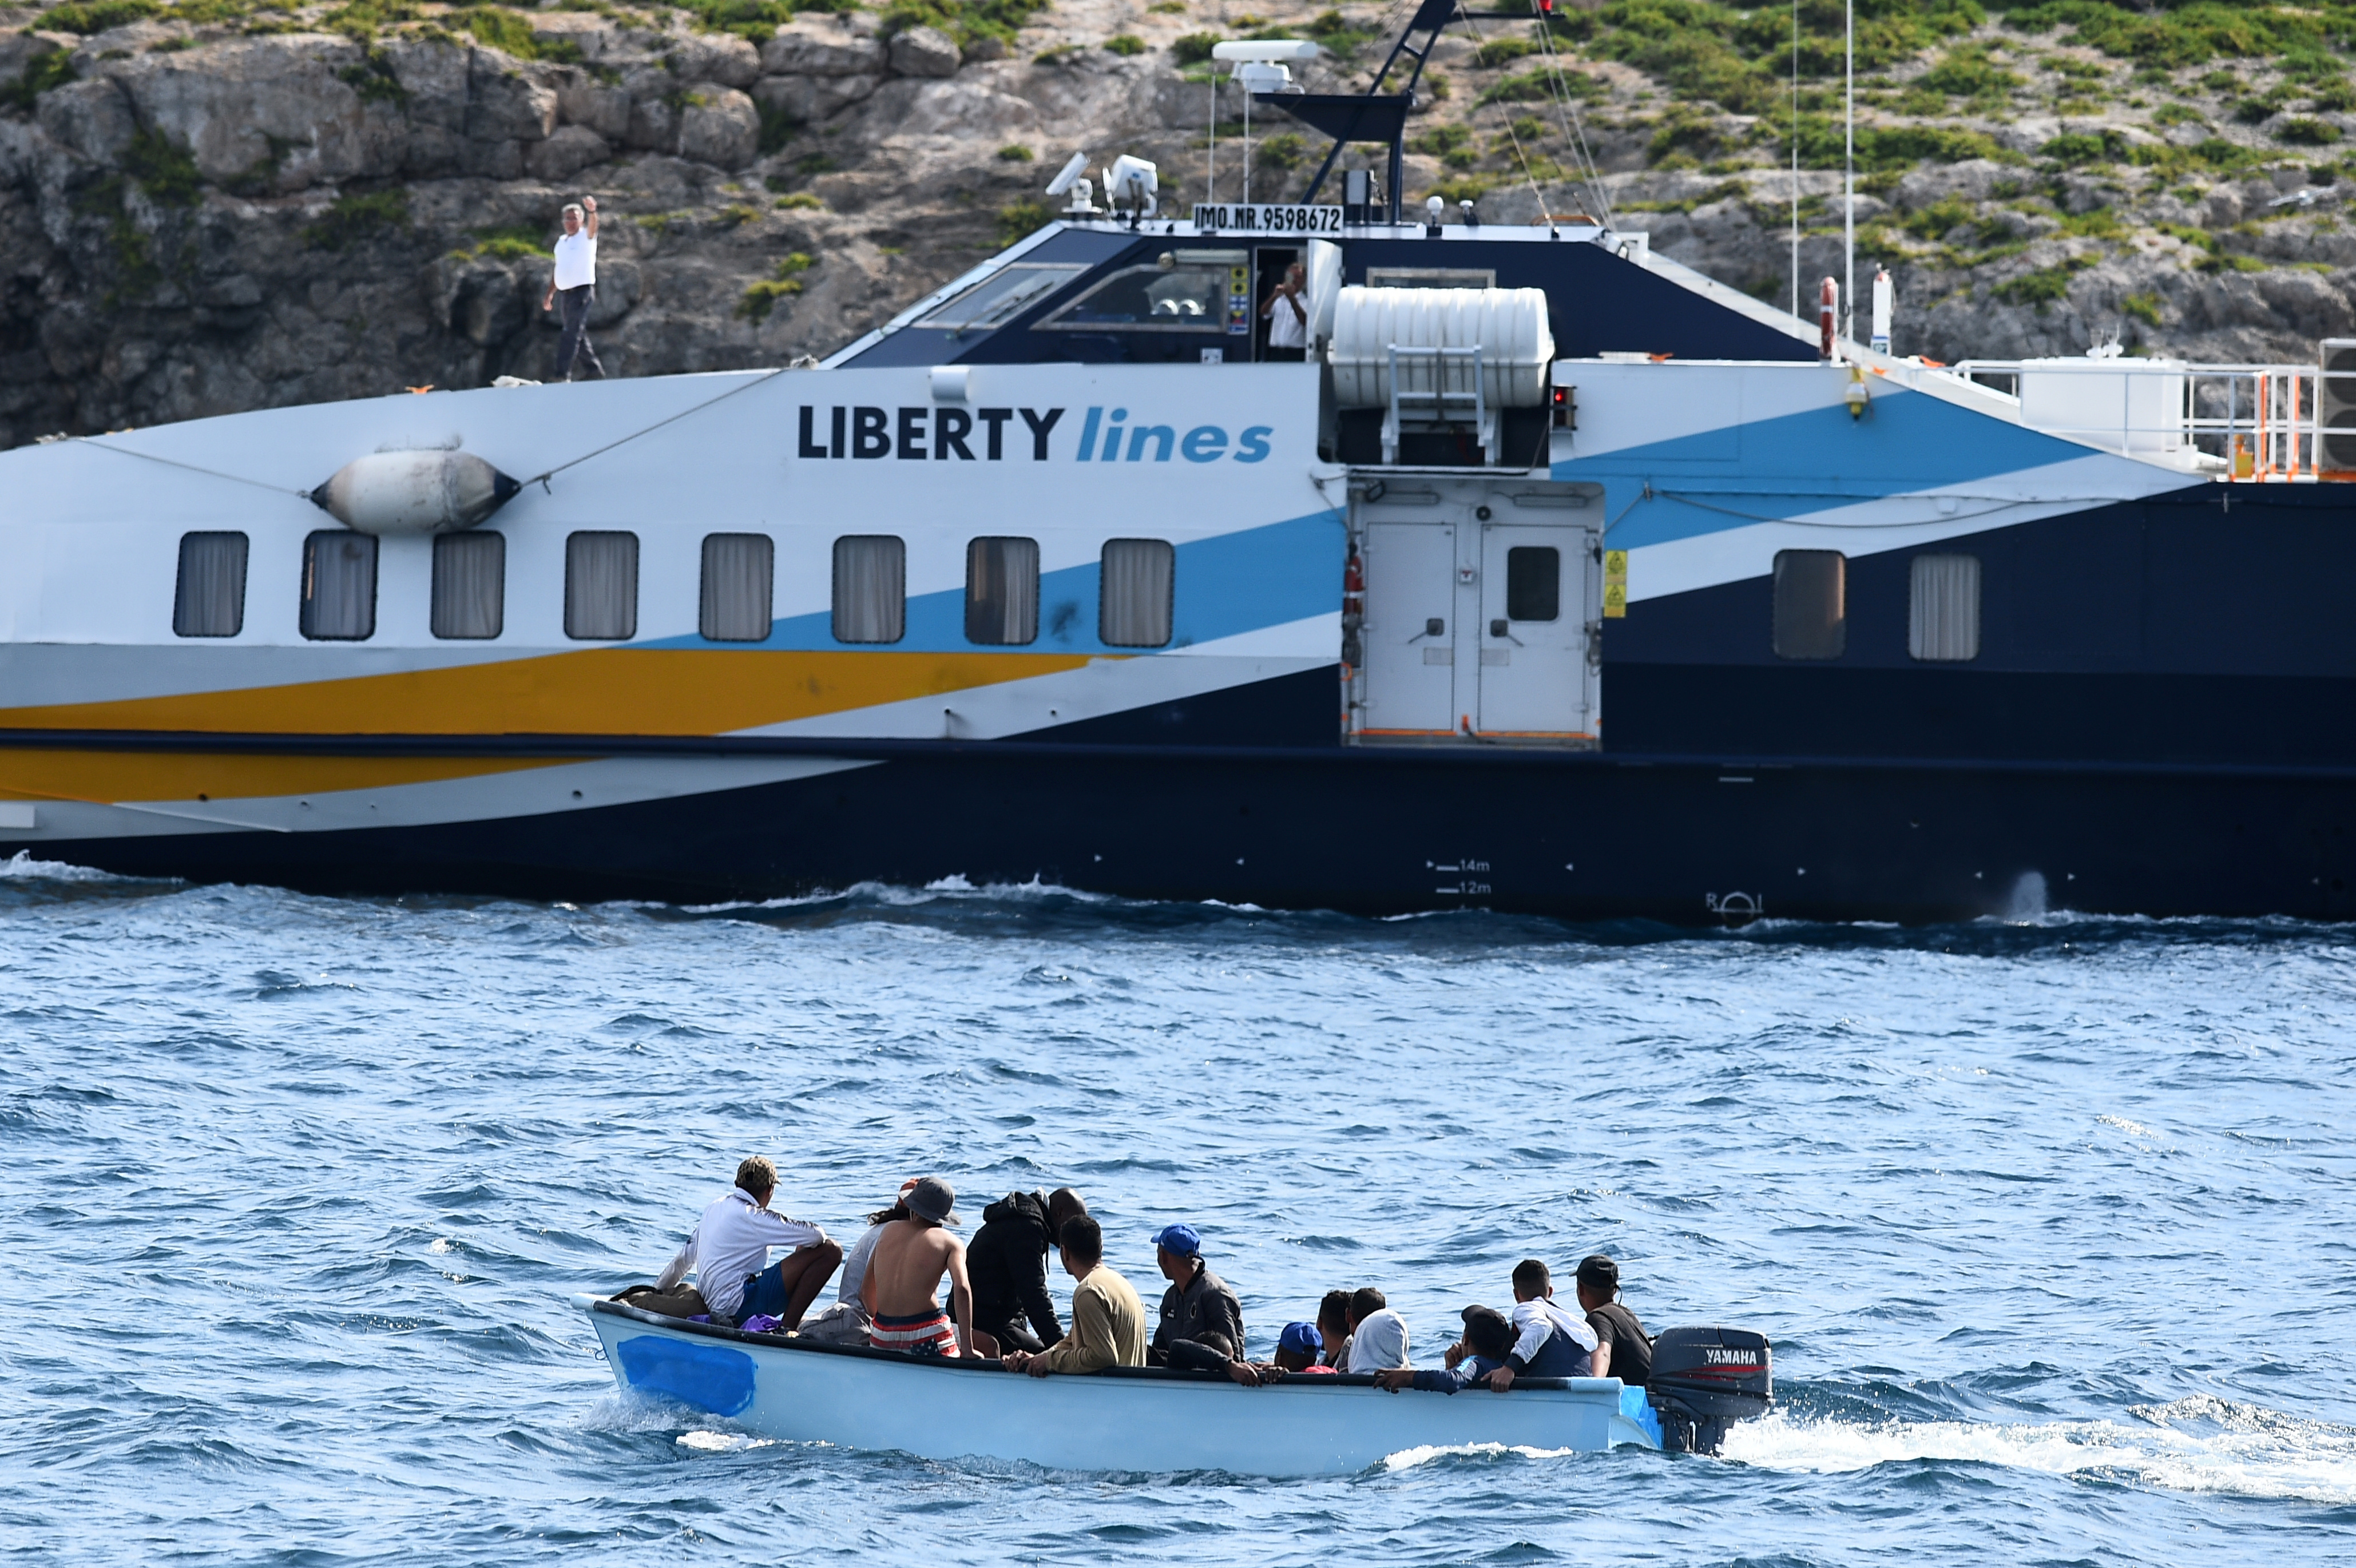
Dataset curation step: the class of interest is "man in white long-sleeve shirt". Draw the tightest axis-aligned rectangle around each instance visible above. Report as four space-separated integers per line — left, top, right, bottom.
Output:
1486 1258 1599 1391
655 1156 840 1328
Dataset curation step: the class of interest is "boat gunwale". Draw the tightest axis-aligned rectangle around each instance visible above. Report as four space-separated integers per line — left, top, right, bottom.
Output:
586 1296 1607 1395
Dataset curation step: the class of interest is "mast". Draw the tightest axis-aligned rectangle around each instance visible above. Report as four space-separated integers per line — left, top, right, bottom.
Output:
1843 0 1854 344
1790 0 1798 320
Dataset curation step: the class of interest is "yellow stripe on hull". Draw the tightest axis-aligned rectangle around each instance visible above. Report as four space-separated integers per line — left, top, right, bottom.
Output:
0 750 563 807
0 649 1101 737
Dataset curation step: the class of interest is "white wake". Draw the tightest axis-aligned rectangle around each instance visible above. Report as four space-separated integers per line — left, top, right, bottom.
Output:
1721 1396 2356 1505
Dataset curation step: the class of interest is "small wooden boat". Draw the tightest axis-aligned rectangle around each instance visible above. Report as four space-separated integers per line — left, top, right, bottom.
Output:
580 1295 1768 1475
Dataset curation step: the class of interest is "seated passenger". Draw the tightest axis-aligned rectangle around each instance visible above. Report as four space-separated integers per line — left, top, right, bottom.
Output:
1488 1258 1600 1391
653 1156 840 1329
1162 1328 1240 1375
1375 1307 1516 1394
1002 1216 1147 1377
1316 1290 1354 1369
1225 1321 1341 1387
1272 1321 1336 1375
863 1176 977 1358
1148 1222 1245 1367
1576 1255 1654 1387
968 1186 1087 1357
796 1178 915 1345
1343 1287 1411 1372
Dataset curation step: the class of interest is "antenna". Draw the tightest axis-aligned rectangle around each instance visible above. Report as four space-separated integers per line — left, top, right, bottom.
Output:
1045 151 1090 198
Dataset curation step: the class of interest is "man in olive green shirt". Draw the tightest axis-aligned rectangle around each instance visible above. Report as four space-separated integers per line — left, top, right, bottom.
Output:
1001 1215 1145 1376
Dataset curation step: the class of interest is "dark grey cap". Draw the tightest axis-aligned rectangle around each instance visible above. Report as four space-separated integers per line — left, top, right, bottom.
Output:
907 1176 959 1225
1576 1254 1620 1293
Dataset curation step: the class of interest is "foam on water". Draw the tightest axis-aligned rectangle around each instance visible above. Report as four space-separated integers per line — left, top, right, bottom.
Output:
1724 1399 2356 1505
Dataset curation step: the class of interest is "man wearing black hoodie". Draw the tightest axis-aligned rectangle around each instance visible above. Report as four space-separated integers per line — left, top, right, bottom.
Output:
967 1187 1087 1355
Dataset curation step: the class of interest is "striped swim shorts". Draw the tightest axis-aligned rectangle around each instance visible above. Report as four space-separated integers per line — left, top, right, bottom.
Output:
869 1308 959 1357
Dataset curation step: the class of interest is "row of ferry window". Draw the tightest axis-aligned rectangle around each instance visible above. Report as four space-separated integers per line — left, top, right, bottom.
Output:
1771 550 1982 662
169 531 1179 648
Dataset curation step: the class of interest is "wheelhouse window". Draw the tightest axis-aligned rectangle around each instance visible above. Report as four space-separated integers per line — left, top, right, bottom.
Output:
1100 538 1173 648
1042 255 1240 332
915 263 1088 331
965 537 1039 645
431 531 505 640
701 533 774 643
1771 549 1845 660
832 535 905 644
1909 553 1981 662
300 530 377 641
565 531 638 641
1504 546 1560 622
173 531 247 638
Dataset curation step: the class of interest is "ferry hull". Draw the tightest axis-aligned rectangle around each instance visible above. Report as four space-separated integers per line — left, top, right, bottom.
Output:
580 1298 1660 1475
22 724 2356 923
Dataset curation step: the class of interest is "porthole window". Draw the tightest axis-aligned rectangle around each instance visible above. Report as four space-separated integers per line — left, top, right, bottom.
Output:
431 531 505 640
701 533 774 643
1909 553 1981 662
565 531 638 641
965 536 1040 646
173 531 248 638
300 530 378 641
1771 549 1845 660
832 535 905 644
1100 538 1173 648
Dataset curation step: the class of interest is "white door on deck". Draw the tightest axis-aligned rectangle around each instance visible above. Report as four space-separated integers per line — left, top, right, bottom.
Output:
1476 524 1592 737
1361 521 1457 735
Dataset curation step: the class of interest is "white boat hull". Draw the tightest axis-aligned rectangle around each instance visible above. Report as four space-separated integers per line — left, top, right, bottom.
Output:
581 1297 1662 1475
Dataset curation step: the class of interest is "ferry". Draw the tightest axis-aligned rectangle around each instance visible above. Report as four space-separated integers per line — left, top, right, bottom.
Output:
4 1 2352 922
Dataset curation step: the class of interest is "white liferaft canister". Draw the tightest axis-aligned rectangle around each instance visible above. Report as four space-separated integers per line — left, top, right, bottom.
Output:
1327 286 1555 409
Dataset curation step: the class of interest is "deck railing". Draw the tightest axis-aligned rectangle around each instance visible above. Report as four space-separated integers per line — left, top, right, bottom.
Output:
1942 361 2338 481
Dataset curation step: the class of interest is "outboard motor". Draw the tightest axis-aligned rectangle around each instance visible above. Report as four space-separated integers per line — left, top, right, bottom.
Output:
1645 1326 1772 1455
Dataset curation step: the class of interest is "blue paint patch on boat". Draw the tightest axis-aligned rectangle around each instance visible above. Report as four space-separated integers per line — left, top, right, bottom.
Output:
614 1333 757 1417
1620 1383 1664 1447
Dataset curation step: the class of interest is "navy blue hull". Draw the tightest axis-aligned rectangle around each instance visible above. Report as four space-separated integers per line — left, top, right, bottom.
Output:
38 737 2356 923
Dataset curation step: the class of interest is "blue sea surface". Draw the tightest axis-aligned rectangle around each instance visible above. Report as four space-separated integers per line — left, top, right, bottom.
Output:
2 855 2351 1565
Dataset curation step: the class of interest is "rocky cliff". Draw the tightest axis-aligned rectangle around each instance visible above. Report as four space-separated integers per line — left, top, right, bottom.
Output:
4 0 2354 448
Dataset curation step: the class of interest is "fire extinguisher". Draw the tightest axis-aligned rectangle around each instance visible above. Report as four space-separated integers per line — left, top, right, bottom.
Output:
1341 550 1365 671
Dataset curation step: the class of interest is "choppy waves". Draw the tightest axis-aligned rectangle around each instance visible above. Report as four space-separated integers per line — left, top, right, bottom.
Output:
2 859 2353 1563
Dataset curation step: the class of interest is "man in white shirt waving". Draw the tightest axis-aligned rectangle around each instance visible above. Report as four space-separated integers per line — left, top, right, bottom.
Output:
541 195 604 380
654 1156 840 1328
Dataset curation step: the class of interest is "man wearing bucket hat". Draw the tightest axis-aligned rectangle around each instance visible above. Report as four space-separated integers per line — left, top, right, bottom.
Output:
862 1176 978 1359
1146 1222 1245 1367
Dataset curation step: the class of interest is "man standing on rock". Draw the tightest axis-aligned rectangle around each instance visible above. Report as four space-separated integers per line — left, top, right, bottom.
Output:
541 195 604 381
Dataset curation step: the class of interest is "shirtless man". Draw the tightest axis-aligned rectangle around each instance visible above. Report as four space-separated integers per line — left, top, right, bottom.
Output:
861 1176 978 1358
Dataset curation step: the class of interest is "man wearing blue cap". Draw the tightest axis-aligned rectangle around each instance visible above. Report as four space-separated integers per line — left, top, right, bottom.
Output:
1147 1222 1245 1368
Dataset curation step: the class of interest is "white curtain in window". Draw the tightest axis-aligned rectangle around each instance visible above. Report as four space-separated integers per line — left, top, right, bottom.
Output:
1100 538 1173 648
832 535 905 643
301 530 378 641
173 531 247 638
566 531 638 641
701 533 774 642
965 537 1039 645
432 531 505 640
1909 553 1981 662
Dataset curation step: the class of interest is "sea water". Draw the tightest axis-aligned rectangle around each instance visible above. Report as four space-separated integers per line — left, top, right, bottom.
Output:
2 854 2350 1565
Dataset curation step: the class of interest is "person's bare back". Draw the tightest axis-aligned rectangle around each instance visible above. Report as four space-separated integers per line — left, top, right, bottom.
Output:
860 1177 977 1357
